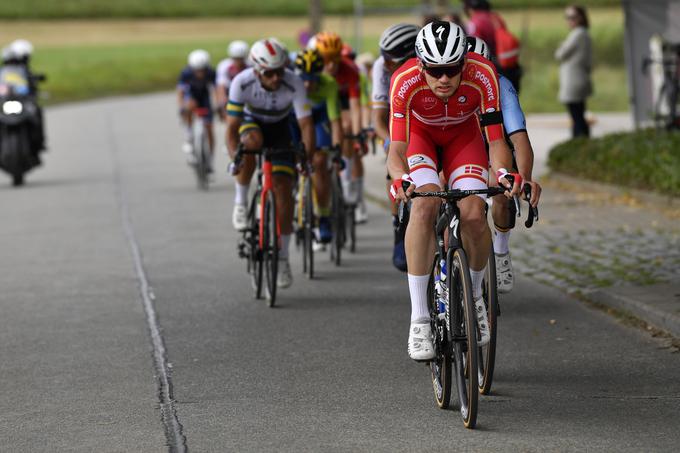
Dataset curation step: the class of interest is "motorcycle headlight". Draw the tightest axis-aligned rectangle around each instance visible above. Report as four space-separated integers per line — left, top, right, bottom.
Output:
2 101 23 115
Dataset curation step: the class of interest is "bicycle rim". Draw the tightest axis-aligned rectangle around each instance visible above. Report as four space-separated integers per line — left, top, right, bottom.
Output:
304 177 314 279
429 253 452 409
347 204 356 253
450 248 478 429
330 174 344 266
263 191 278 307
249 191 264 299
478 249 499 395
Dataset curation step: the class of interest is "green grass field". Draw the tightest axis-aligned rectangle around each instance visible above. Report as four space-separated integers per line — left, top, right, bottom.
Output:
0 1 621 18
17 7 627 112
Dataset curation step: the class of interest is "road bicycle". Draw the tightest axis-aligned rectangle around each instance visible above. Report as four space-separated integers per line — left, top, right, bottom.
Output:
190 107 212 190
407 184 537 428
235 143 305 307
295 164 315 279
328 145 346 266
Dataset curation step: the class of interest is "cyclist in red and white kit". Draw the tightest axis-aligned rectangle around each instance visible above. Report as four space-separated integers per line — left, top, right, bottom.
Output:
387 21 520 361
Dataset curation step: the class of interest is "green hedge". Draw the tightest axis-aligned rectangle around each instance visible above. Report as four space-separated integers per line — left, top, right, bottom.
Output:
548 129 680 196
0 0 621 18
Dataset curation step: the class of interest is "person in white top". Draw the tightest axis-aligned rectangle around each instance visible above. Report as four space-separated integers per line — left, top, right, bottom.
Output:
215 40 250 120
226 39 316 289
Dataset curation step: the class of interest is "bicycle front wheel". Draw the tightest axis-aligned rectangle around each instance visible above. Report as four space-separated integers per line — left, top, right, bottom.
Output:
303 176 314 279
429 253 452 409
330 173 344 266
248 190 264 300
478 249 499 395
263 190 278 307
449 248 479 429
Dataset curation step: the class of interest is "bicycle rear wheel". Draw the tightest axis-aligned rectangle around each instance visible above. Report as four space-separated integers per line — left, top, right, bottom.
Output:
330 173 345 266
449 248 479 429
478 249 499 395
303 176 314 279
248 190 264 299
429 253 452 409
194 126 209 190
263 190 279 307
346 203 356 253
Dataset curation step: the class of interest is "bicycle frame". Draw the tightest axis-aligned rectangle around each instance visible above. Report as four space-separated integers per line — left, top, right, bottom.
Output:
257 156 279 250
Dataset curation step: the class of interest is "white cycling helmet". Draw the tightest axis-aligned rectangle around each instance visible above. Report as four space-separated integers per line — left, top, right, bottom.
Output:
379 23 419 62
306 35 317 51
10 39 34 58
249 39 288 72
415 21 467 66
228 40 249 59
1 46 18 63
188 49 210 69
466 36 490 60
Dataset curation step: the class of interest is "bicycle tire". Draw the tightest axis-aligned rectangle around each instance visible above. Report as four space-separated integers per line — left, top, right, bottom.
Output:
194 125 208 190
478 249 499 395
304 176 315 279
449 248 479 429
248 189 264 300
330 173 344 266
263 190 278 307
347 204 356 253
429 253 452 409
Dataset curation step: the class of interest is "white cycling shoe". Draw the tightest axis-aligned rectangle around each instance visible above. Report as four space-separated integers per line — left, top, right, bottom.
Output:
495 252 514 294
408 321 435 361
277 258 293 289
474 296 491 347
232 204 248 231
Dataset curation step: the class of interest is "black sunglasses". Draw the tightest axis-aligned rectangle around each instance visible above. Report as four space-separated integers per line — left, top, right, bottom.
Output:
262 68 285 78
423 63 463 79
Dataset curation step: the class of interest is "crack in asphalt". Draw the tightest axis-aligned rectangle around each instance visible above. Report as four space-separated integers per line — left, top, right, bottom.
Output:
108 115 188 452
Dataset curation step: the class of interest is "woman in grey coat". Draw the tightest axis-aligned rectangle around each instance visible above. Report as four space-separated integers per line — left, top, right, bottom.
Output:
555 5 592 138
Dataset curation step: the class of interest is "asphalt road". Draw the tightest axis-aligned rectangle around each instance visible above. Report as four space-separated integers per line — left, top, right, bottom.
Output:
1 93 678 452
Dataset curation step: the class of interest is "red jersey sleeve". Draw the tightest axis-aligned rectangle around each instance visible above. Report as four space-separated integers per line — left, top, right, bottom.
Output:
466 54 504 142
388 62 420 143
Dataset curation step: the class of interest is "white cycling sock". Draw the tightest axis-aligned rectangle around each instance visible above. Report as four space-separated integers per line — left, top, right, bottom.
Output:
279 234 291 259
408 274 430 322
493 229 511 255
470 266 487 300
234 182 249 206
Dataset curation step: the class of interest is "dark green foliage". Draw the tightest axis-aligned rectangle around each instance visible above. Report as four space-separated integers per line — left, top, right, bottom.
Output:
548 129 680 195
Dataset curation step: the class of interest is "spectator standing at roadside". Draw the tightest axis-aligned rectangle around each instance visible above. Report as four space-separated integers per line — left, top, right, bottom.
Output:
555 5 592 138
462 0 522 92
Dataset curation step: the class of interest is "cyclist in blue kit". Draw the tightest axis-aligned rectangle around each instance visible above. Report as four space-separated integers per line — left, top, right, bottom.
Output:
467 37 542 294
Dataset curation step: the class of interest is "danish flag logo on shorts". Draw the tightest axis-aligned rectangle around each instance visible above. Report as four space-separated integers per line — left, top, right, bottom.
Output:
464 165 485 177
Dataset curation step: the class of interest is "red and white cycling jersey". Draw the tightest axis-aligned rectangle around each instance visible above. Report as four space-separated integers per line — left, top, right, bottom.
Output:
388 53 504 191
389 53 503 144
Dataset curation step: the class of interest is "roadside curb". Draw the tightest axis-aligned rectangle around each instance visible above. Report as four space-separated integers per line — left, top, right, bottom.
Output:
586 286 680 339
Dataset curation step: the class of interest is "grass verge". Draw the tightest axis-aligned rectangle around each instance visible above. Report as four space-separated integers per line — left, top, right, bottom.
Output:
0 1 621 18
18 7 626 112
548 129 680 196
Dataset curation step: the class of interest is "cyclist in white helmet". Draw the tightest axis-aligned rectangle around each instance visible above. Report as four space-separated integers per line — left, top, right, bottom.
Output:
226 38 316 289
177 49 217 167
3 39 47 153
215 40 250 120
387 21 521 361
372 23 420 272
467 36 542 294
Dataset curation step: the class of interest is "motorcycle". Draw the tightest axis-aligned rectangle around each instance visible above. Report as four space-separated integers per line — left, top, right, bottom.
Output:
0 66 44 186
